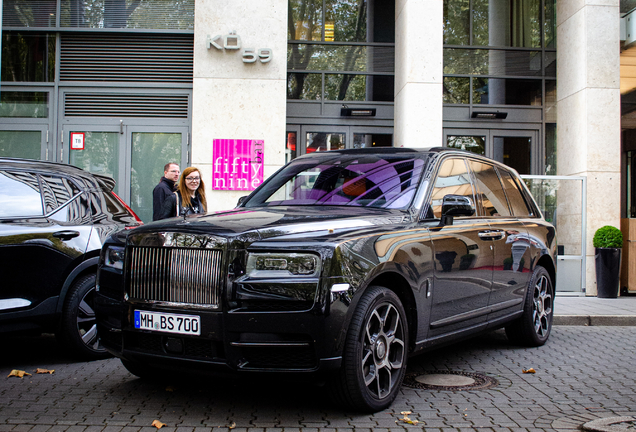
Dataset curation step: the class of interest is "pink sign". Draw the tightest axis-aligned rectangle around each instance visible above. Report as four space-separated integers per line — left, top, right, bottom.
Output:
212 139 264 191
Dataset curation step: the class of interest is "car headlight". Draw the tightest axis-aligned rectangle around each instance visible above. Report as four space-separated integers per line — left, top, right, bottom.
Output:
246 252 321 278
103 245 125 270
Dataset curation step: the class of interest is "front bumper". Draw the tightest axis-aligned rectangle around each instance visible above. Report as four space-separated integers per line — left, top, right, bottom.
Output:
95 293 342 374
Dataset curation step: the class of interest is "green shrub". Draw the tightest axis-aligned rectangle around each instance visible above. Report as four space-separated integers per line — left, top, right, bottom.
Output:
593 225 623 248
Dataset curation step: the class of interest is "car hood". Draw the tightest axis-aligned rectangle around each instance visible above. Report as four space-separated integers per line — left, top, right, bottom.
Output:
131 206 412 241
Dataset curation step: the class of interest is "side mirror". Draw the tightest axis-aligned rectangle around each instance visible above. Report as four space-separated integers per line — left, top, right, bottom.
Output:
441 194 475 226
236 196 248 207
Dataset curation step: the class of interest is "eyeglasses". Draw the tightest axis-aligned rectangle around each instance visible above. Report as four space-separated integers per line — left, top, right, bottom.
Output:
185 176 200 182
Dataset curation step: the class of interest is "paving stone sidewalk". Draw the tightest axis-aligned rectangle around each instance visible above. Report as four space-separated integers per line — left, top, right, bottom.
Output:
1 326 635 432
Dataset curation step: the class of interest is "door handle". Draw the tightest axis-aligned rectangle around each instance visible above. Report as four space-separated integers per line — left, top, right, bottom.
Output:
478 230 505 241
53 230 80 241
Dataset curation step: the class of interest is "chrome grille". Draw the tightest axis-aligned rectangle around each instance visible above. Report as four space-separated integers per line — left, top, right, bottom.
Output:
128 247 223 307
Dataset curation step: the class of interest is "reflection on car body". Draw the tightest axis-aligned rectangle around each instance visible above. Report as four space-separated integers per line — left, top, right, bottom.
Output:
94 147 556 412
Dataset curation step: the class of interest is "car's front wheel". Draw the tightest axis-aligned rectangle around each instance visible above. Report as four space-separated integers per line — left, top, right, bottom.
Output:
329 286 408 412
57 274 110 360
505 265 553 347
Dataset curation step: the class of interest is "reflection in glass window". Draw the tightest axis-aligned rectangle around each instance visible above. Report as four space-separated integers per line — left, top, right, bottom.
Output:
287 73 322 100
469 161 510 217
498 169 531 217
545 123 556 175
443 77 470 104
60 0 194 30
286 132 297 163
444 49 541 76
353 133 392 148
306 132 345 153
0 92 48 118
288 0 324 41
326 0 367 42
287 44 395 73
246 153 425 209
0 131 42 160
2 33 56 82
472 0 540 48
2 0 57 27
0 171 43 217
430 158 475 219
443 0 470 45
473 78 541 105
447 136 486 155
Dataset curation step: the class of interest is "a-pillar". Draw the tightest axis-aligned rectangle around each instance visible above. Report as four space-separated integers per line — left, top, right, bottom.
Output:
192 0 288 209
557 0 621 295
394 0 443 148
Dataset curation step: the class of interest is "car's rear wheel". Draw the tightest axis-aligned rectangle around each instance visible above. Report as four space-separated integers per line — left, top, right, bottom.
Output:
329 286 408 412
57 274 110 360
505 265 553 347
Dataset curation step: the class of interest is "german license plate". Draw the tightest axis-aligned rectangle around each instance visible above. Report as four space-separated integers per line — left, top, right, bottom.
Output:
134 310 201 336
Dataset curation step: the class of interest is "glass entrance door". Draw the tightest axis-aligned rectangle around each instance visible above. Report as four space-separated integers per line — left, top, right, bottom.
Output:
63 124 188 223
443 128 538 175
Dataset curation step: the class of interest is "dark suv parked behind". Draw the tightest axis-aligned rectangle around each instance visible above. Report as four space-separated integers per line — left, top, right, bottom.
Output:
0 158 142 359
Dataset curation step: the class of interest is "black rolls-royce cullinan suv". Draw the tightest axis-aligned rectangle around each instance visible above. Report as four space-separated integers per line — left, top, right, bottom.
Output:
0 158 142 359
95 148 556 412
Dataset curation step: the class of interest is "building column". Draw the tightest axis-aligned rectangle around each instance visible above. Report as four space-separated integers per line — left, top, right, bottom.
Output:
394 0 443 148
192 0 288 209
556 0 621 295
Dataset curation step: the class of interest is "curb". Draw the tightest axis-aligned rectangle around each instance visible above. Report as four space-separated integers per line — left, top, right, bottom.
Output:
582 416 636 431
554 315 636 326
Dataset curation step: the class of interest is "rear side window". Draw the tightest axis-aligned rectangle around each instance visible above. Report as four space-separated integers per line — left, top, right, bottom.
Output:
39 174 91 223
0 170 43 217
498 169 531 217
429 158 475 219
468 161 511 217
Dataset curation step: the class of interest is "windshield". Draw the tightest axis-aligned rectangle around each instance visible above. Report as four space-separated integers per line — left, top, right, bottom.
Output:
244 153 428 209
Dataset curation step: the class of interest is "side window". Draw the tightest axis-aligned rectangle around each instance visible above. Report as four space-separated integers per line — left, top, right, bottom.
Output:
0 171 43 217
468 161 511 217
498 169 531 217
429 158 475 219
39 174 89 223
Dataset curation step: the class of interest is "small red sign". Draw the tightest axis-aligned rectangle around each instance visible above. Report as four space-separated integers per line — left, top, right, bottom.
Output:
70 132 85 150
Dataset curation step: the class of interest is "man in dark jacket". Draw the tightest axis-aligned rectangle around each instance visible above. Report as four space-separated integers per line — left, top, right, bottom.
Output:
152 162 180 221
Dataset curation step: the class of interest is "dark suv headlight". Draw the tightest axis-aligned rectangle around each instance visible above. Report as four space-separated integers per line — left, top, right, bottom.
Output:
245 252 321 278
103 245 125 270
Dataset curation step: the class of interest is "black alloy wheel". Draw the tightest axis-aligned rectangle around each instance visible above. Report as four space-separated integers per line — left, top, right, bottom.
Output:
329 286 408 412
57 274 110 360
505 265 553 347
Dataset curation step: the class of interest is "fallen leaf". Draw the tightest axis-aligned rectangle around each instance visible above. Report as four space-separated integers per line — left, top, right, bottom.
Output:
165 386 175 392
522 368 536 374
400 411 412 415
151 420 166 429
7 370 31 378
36 368 54 374
228 422 236 429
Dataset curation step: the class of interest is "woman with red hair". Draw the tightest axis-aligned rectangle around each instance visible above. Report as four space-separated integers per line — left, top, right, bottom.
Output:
158 166 207 219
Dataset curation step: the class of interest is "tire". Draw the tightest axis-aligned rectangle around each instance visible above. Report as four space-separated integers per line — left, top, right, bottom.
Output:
505 265 553 347
328 286 408 412
57 274 111 360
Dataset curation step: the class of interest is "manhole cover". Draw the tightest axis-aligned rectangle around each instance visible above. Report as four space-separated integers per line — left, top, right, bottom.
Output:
403 370 498 391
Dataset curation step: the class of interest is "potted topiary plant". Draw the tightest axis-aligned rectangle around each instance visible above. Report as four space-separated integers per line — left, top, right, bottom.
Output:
593 225 623 298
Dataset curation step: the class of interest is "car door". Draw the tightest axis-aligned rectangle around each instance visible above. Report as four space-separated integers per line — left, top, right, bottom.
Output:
467 160 532 321
0 170 91 316
426 157 494 338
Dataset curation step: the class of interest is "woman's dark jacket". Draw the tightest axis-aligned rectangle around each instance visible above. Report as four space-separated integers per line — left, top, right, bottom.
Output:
158 190 205 220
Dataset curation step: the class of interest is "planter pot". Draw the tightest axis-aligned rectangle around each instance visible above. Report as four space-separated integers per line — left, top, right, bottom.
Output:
595 247 622 298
